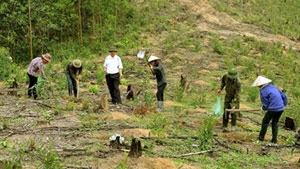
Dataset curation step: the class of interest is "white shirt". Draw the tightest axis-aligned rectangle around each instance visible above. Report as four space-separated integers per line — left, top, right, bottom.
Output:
103 55 123 74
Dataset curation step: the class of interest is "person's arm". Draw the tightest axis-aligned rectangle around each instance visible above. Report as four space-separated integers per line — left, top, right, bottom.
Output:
39 62 47 80
217 75 226 94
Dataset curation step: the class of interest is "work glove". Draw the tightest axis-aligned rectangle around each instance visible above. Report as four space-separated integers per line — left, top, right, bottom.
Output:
217 89 222 95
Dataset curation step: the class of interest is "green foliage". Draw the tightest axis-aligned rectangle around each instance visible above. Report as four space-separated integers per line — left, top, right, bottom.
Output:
0 47 12 81
212 39 225 55
36 144 64 169
143 90 155 107
244 85 259 102
88 85 100 94
198 116 215 150
146 113 170 137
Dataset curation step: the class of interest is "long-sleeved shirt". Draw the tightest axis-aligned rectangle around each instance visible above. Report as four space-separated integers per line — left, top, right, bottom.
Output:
152 63 167 86
66 62 82 80
260 84 287 111
220 74 241 104
103 55 123 74
27 57 47 79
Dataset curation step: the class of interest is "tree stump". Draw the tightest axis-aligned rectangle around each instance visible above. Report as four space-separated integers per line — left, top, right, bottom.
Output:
128 138 142 158
284 116 296 130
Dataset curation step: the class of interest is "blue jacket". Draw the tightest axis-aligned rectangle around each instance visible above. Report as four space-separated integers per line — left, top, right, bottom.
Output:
260 84 287 112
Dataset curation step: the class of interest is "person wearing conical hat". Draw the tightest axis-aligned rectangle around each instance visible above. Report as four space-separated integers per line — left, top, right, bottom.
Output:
66 59 82 98
104 47 123 105
252 76 287 143
148 55 167 111
27 53 51 99
217 68 241 132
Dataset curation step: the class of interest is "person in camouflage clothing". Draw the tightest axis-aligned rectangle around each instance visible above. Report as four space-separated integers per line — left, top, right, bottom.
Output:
65 59 82 98
217 68 241 132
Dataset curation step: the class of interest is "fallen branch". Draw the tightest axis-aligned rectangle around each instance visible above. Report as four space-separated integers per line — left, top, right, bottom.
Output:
176 150 214 157
65 164 92 169
225 108 261 112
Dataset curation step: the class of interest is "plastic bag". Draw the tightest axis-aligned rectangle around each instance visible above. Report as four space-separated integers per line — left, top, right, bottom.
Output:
212 96 222 117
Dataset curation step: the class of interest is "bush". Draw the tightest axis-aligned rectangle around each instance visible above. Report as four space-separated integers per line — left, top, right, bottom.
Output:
0 47 13 81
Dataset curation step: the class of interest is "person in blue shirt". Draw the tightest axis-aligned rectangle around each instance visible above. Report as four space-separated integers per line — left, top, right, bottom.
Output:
252 76 287 143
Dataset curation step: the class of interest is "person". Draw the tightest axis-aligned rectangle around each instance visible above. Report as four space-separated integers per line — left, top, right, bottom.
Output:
103 47 123 105
27 53 51 99
217 68 241 132
66 59 82 98
148 55 167 111
252 76 287 143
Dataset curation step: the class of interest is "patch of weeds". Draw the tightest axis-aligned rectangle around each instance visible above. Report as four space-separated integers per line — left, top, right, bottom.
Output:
27 137 36 151
36 143 64 169
41 112 53 121
2 119 9 129
212 39 225 55
82 100 90 111
198 116 215 150
143 90 155 107
146 113 170 137
95 69 105 84
0 141 8 148
284 136 296 145
88 85 100 94
65 102 76 111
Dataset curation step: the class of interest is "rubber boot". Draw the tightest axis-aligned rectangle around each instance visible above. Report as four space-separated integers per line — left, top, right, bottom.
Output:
156 101 164 112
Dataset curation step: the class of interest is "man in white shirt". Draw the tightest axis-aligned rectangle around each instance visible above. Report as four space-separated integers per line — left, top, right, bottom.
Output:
103 47 123 105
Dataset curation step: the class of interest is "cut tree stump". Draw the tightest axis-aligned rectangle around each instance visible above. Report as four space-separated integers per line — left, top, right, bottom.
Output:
284 116 296 130
128 138 142 158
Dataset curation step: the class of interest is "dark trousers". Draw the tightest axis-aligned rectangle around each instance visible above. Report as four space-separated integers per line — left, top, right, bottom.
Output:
222 95 239 127
66 72 78 97
156 83 167 101
259 110 283 142
27 73 38 99
105 73 121 104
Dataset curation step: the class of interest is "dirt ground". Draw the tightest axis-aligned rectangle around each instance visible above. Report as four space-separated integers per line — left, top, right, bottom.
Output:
1 0 300 168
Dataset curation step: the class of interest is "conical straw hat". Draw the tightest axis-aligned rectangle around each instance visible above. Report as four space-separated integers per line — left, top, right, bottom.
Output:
251 76 272 87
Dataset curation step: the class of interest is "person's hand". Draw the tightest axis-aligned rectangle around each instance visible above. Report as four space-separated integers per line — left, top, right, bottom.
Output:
75 79 79 85
217 89 222 95
120 73 123 79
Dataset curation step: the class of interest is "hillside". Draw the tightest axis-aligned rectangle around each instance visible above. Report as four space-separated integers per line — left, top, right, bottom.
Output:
0 0 300 168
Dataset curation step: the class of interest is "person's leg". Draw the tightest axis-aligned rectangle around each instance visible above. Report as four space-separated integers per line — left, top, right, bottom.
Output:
72 78 78 98
106 74 115 103
157 83 167 108
27 73 38 98
66 73 73 96
112 73 121 104
271 111 283 143
259 111 272 141
222 95 232 128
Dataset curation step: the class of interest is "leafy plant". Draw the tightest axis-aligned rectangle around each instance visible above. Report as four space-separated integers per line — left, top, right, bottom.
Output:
88 85 100 94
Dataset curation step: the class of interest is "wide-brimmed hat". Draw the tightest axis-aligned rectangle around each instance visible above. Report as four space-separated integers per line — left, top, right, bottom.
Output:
42 53 51 62
109 47 118 52
72 59 82 68
227 68 238 79
251 76 272 87
148 56 160 62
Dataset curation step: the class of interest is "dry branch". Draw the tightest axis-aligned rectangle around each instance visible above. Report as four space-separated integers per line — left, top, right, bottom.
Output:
176 150 214 157
225 108 261 112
